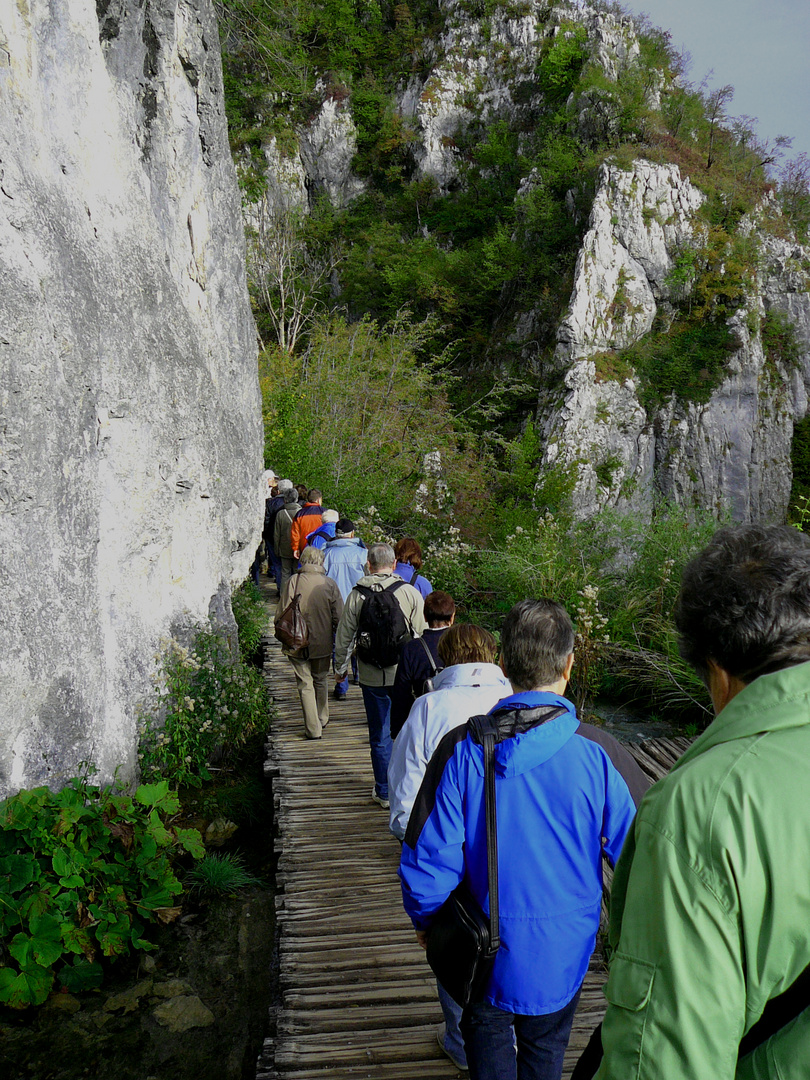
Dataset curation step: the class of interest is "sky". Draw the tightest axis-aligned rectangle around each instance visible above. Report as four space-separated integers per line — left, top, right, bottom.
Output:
623 0 810 168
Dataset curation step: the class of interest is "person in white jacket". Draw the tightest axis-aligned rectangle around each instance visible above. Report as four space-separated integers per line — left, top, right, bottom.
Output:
387 622 511 1072
388 624 510 841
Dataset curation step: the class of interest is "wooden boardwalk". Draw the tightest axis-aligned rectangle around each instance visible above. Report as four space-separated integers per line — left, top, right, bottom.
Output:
256 615 692 1080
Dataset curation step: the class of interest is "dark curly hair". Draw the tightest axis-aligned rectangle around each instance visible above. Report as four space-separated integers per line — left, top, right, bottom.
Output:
675 524 810 683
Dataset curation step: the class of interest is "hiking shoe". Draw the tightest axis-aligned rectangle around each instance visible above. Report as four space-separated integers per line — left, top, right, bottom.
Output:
437 1024 468 1071
371 788 389 809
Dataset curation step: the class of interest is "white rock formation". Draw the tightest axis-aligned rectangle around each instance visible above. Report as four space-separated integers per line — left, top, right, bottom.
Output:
403 0 640 191
538 159 810 523
299 95 367 208
0 0 264 797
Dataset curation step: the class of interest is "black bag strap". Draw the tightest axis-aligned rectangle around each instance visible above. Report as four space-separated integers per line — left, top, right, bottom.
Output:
483 727 499 954
468 714 499 955
417 635 439 676
739 962 810 1059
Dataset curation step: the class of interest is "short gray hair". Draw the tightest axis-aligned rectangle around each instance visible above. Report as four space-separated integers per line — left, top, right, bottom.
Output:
367 542 395 572
501 599 574 691
299 545 325 567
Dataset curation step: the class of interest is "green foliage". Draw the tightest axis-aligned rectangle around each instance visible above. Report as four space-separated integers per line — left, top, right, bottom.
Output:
185 853 262 899
777 154 810 241
427 500 716 720
535 23 589 109
0 773 203 1009
761 309 803 371
139 630 268 789
790 416 810 509
231 581 268 658
260 310 487 525
623 317 736 409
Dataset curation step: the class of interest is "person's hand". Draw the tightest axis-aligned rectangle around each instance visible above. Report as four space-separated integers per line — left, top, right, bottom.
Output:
415 930 428 950
335 672 347 682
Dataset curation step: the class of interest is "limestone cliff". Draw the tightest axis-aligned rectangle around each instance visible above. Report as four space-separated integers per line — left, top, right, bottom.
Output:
0 0 263 797
537 161 810 522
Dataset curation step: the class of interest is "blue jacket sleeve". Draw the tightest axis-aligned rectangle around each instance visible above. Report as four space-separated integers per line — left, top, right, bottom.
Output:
601 757 639 868
399 748 466 931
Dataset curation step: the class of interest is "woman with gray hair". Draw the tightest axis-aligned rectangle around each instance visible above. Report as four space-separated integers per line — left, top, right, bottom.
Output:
275 546 343 739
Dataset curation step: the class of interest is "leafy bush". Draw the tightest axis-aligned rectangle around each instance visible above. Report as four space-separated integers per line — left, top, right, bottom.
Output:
624 317 736 409
0 776 203 1008
261 310 488 525
427 501 717 720
139 629 268 789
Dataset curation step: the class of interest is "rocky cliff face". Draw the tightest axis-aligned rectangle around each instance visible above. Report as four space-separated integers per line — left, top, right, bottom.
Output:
0 0 263 798
536 161 810 522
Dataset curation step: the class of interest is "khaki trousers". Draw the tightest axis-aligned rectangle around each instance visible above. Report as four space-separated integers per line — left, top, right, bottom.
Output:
288 654 331 738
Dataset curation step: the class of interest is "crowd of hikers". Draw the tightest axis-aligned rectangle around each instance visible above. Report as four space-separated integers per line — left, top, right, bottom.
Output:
257 469 810 1080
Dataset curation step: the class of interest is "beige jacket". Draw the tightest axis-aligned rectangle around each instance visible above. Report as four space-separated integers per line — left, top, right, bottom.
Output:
276 564 343 660
334 572 426 687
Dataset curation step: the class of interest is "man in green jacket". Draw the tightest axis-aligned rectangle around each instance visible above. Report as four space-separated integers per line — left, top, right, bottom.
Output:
595 524 810 1079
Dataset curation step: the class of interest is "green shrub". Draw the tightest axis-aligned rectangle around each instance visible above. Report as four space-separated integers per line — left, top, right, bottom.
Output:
623 317 736 409
0 775 203 1009
427 500 718 720
139 628 268 789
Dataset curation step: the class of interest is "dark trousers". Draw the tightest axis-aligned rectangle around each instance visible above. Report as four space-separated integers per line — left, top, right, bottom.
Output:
461 986 581 1080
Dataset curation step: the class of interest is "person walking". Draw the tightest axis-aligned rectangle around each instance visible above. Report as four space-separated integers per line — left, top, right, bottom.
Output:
263 478 294 590
389 622 513 1073
588 524 810 1079
274 546 343 740
394 537 433 599
291 488 324 559
273 486 302 595
400 599 647 1080
323 519 367 700
334 542 425 808
390 590 456 739
305 508 339 550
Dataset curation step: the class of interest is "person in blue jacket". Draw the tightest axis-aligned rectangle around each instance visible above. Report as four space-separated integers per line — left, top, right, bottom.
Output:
323 519 367 699
399 598 647 1080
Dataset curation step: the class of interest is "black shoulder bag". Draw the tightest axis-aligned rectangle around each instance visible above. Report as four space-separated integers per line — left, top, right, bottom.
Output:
425 714 500 1008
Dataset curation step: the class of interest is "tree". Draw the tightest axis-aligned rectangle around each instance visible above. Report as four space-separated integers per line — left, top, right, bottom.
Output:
247 197 341 354
703 83 734 170
778 154 810 239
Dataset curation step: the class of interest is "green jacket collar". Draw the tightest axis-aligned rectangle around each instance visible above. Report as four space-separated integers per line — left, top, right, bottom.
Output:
675 660 810 773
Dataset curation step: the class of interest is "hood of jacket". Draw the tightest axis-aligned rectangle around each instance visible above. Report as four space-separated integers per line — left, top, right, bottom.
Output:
355 571 400 589
309 522 336 542
431 662 510 694
466 691 581 779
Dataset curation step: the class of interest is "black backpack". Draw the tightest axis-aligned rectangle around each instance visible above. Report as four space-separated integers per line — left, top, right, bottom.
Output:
354 580 412 669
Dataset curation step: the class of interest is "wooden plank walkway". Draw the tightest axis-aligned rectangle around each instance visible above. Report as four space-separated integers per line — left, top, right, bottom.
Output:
256 598 692 1080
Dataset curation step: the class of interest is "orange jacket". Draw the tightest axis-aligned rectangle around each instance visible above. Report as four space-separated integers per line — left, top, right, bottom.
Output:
290 503 323 557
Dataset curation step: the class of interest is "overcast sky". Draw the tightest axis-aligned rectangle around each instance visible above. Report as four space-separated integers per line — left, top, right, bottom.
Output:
624 0 810 168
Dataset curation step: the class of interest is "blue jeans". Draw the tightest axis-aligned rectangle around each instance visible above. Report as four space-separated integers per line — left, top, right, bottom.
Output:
335 653 359 695
268 546 283 588
461 986 581 1080
438 980 467 1068
360 684 394 799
